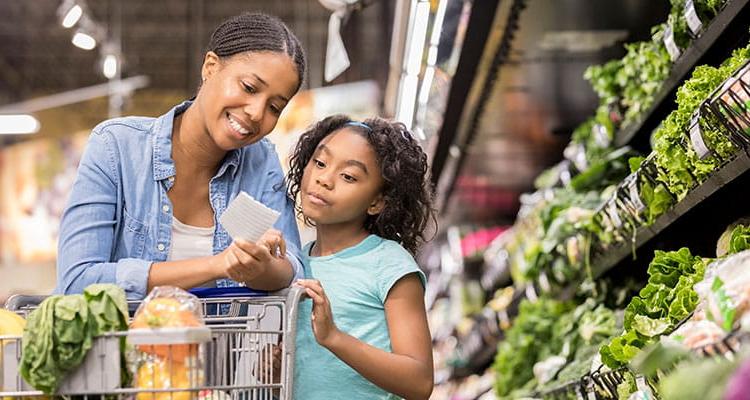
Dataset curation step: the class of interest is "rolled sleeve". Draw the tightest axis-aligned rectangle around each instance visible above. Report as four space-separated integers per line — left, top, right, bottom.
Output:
115 258 153 299
286 248 304 283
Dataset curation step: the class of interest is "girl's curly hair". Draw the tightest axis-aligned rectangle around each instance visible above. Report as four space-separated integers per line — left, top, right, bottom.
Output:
287 115 436 255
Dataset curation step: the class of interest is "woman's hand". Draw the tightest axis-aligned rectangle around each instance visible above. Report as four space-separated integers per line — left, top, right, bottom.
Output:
217 229 286 283
295 279 340 348
258 228 286 258
218 239 267 282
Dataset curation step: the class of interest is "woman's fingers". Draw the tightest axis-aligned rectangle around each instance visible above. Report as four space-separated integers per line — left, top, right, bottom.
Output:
258 229 286 257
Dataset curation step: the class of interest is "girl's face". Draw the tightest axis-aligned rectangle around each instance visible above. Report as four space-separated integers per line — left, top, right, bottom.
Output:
197 51 299 151
300 128 386 228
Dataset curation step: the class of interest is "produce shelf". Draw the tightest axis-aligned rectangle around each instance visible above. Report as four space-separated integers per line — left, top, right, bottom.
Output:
616 0 750 152
592 149 750 281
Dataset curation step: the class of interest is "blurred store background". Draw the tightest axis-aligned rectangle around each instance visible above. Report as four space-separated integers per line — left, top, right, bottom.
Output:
4 0 750 398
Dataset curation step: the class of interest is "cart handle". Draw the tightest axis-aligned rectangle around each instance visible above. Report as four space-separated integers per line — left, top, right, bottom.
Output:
4 294 47 311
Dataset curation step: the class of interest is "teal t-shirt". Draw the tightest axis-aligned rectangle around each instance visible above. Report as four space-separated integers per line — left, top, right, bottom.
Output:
293 234 427 400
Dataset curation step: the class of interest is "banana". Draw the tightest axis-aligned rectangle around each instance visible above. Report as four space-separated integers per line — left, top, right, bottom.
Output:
0 309 25 335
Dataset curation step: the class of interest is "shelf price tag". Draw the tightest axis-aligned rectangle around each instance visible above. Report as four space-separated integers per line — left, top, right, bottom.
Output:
538 271 552 293
560 160 573 186
628 176 646 212
593 123 611 148
685 0 703 35
607 199 623 228
664 22 681 61
525 284 539 303
689 111 711 159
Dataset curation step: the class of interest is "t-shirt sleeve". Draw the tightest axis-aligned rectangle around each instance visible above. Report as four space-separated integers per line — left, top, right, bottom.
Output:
376 243 428 302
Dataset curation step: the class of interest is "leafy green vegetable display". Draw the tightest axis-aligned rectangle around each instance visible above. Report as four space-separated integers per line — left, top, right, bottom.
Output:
728 224 750 255
492 299 620 398
492 299 573 397
600 248 707 368
652 43 750 200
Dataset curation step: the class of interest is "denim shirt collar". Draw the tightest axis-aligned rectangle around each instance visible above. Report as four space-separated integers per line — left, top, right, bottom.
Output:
151 100 242 182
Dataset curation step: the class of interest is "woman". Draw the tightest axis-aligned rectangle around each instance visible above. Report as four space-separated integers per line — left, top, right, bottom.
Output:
55 12 307 299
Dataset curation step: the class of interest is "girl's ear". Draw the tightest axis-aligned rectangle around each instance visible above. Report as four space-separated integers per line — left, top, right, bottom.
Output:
201 51 221 82
367 193 386 216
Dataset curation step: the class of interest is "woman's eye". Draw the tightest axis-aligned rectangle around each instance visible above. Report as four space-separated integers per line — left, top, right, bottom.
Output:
270 105 282 115
342 174 357 183
314 159 325 168
242 82 256 93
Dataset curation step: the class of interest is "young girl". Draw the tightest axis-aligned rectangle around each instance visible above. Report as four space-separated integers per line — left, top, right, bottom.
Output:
287 115 435 399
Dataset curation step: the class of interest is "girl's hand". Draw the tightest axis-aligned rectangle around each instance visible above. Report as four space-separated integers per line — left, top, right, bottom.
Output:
295 279 340 348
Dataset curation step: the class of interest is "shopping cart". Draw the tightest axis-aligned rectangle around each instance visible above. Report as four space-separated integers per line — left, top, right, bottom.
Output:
0 286 307 400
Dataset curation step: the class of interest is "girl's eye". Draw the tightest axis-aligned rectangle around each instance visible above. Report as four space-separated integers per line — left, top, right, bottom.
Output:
341 174 357 183
314 159 325 168
270 104 282 115
242 82 256 93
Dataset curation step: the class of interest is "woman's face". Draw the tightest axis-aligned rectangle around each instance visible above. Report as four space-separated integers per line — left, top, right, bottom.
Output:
198 51 299 151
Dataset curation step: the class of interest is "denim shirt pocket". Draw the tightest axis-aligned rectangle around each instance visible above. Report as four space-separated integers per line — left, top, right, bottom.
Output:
117 207 149 259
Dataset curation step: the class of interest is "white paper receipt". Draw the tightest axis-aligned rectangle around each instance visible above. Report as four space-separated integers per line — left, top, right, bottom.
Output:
219 191 280 243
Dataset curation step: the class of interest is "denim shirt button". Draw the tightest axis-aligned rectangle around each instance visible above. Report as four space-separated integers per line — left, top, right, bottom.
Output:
157 243 165 251
162 205 170 213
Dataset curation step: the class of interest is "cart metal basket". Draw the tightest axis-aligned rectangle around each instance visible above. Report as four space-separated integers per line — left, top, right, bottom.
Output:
0 286 306 400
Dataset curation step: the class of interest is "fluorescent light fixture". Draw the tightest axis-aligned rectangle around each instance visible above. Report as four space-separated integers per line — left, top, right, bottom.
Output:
72 31 96 50
430 0 449 45
418 66 435 104
102 54 118 79
405 1 430 75
395 74 419 128
61 4 83 28
0 114 40 135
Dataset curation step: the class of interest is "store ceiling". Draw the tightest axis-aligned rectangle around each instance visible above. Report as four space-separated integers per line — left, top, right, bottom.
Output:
0 0 391 106
442 0 670 225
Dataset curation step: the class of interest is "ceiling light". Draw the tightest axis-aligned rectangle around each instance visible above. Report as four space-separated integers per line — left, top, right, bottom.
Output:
61 4 82 28
0 115 40 135
102 54 118 79
72 31 96 50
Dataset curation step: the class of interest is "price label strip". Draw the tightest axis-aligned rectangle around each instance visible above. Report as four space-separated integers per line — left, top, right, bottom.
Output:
593 123 612 148
664 22 681 61
219 191 281 243
607 199 623 228
628 175 646 212
685 0 703 35
689 112 711 159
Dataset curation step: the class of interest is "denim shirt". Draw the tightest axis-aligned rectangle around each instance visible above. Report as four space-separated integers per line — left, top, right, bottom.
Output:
55 100 303 299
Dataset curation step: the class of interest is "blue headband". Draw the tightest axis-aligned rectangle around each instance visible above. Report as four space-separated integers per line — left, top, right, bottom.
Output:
344 121 372 131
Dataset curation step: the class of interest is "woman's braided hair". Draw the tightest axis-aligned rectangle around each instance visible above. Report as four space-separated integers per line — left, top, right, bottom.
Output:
287 115 436 255
207 12 306 91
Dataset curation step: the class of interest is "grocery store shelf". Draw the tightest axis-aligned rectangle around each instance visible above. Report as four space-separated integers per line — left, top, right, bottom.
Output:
616 0 750 152
591 149 750 280
448 286 526 379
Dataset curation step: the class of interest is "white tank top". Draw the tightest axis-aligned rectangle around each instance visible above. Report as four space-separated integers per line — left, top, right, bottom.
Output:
168 217 216 287
168 217 214 261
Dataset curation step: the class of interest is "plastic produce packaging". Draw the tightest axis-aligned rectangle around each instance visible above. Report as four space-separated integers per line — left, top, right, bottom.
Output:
130 286 208 400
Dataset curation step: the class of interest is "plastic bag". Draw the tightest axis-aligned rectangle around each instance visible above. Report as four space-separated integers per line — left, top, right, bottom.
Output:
668 320 725 349
131 286 206 399
694 251 750 331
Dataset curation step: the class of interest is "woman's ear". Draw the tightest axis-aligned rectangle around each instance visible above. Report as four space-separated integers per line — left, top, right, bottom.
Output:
367 193 386 216
201 51 221 82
